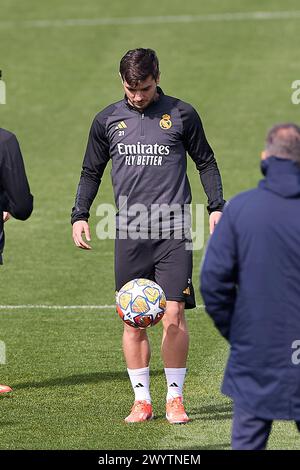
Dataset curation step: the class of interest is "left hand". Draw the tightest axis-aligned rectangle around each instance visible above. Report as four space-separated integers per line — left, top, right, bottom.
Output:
209 211 222 234
3 212 11 223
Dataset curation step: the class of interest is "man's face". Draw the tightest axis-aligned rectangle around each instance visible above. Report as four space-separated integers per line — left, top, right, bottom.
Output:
122 75 159 111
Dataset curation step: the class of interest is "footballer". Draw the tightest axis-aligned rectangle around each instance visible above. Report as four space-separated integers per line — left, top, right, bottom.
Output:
71 48 225 423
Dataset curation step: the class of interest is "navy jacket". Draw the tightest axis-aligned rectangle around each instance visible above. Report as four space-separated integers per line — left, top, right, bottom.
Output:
200 157 300 420
0 129 33 263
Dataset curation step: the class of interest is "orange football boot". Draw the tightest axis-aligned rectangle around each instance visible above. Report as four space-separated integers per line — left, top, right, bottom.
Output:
125 400 153 423
0 384 12 393
166 396 190 424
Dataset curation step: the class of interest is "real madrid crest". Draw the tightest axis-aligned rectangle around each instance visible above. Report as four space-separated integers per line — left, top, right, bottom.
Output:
159 114 172 130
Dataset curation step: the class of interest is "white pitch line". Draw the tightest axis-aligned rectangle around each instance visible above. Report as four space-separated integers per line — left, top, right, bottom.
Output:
0 11 300 30
0 304 205 310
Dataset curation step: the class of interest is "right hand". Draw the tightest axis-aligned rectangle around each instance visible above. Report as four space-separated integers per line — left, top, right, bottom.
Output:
72 220 92 250
3 212 11 223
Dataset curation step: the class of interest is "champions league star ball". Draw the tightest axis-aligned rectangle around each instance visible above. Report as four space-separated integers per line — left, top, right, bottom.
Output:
116 279 167 329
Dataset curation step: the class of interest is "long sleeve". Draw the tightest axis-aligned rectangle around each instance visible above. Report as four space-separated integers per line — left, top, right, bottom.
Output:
180 103 225 214
200 204 238 339
71 115 110 224
0 132 33 220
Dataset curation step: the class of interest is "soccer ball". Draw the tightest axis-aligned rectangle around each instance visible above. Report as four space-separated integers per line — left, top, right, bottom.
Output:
116 279 167 329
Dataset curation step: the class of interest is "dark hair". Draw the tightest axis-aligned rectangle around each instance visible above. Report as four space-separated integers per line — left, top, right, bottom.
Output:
119 48 160 86
266 123 300 163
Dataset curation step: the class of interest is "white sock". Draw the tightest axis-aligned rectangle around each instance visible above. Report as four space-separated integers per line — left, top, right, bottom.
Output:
164 367 187 401
127 367 151 403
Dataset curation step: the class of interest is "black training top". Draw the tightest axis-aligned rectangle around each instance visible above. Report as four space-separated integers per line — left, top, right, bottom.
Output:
0 128 33 263
71 88 225 227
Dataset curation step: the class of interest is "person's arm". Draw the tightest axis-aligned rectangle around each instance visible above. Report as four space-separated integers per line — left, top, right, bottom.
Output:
180 103 225 229
0 133 33 220
71 115 110 249
200 204 238 340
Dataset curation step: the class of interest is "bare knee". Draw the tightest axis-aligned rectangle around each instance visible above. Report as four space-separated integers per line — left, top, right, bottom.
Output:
123 324 148 342
162 301 185 329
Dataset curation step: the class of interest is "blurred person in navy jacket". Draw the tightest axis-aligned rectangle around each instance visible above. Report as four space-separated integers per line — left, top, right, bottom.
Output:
200 123 300 450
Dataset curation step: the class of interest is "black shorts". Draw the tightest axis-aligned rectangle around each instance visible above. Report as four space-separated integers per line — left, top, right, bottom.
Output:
115 236 196 309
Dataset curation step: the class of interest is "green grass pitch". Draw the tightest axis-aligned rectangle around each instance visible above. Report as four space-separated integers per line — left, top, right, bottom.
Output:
0 0 300 449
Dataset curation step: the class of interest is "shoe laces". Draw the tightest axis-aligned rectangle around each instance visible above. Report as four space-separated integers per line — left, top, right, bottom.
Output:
132 400 150 412
168 397 184 411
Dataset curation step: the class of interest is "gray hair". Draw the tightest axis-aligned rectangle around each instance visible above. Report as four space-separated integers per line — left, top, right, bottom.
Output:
265 123 300 163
